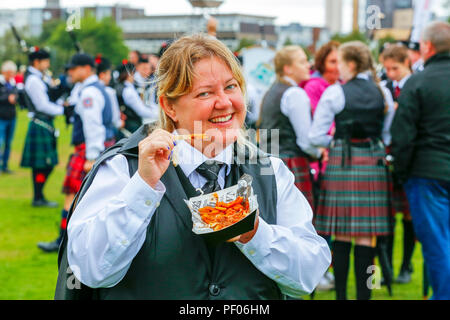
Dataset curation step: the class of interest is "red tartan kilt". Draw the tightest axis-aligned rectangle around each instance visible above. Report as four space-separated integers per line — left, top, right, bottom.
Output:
314 139 392 237
281 156 313 208
62 140 115 194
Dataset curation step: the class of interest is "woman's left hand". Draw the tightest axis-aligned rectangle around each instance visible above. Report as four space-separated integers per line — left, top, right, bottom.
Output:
227 209 260 244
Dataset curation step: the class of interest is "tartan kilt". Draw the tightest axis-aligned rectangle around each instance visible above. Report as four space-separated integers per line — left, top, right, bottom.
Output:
20 119 58 169
281 156 313 208
62 139 115 194
314 139 392 237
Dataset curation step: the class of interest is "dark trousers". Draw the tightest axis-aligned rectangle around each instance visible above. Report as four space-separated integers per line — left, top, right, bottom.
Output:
404 177 450 300
0 118 16 170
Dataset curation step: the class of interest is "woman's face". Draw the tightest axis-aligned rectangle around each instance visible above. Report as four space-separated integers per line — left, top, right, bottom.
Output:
284 49 310 83
337 52 355 83
323 49 340 84
164 56 246 153
383 58 411 82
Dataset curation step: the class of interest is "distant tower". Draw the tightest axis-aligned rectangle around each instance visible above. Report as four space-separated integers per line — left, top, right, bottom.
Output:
46 0 60 8
187 1 224 34
325 0 343 34
188 0 225 8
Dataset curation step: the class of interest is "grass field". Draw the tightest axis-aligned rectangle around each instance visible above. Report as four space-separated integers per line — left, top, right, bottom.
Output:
0 110 430 300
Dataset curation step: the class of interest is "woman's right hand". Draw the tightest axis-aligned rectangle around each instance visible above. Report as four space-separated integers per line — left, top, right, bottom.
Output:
138 129 176 189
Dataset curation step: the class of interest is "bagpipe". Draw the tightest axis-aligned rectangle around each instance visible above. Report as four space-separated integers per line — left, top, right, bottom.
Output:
10 23 82 124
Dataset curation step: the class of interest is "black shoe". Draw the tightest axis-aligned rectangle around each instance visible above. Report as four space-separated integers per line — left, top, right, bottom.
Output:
37 239 61 253
395 269 412 284
32 199 59 208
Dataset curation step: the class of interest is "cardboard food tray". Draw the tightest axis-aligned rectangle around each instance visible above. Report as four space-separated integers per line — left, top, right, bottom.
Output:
185 174 258 245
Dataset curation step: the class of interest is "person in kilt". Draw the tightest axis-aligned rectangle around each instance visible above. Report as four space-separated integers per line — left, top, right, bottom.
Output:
37 53 116 252
20 47 64 207
381 43 416 284
258 46 325 208
309 41 394 300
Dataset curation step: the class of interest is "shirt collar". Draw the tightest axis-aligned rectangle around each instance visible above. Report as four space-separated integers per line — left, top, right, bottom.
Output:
134 72 146 86
28 66 42 77
356 72 370 80
393 74 411 89
81 74 98 87
173 130 233 178
283 76 298 87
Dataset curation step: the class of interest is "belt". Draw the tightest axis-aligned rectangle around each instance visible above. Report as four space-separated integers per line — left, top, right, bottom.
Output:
32 118 59 138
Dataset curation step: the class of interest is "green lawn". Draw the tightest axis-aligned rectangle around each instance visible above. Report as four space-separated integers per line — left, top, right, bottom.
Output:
0 110 429 300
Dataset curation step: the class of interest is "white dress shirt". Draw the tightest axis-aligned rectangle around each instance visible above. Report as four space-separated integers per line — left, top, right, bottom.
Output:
380 74 411 146
122 81 158 121
24 66 64 116
67 138 331 297
280 76 321 159
309 73 395 148
75 75 108 160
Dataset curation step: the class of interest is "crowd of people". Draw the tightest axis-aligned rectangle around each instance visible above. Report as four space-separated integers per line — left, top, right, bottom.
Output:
0 19 449 300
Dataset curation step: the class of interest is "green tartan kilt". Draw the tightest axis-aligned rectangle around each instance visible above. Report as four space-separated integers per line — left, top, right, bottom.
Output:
313 139 392 237
20 119 58 169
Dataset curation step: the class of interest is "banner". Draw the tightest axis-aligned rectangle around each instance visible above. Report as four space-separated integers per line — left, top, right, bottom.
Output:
410 0 435 42
240 46 276 124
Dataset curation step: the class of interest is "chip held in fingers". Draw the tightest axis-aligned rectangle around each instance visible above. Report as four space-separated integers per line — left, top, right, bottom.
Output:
185 174 258 244
174 134 212 141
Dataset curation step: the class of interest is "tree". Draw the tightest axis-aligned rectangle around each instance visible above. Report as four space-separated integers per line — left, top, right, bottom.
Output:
283 37 293 46
47 14 129 73
235 38 257 52
331 31 370 44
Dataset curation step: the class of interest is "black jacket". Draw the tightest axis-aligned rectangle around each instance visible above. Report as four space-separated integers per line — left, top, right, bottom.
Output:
391 52 450 183
0 77 18 120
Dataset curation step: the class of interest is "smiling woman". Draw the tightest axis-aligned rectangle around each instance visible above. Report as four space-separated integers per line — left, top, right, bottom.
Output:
55 33 331 300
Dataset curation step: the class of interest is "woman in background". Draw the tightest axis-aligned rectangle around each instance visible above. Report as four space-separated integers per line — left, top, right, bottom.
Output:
303 40 341 291
310 41 393 300
259 45 325 208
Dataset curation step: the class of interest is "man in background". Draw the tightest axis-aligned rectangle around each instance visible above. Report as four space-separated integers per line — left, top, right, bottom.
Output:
0 61 18 174
391 21 450 300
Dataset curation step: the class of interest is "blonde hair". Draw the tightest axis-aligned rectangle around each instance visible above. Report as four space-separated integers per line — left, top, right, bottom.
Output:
155 33 257 157
274 45 304 84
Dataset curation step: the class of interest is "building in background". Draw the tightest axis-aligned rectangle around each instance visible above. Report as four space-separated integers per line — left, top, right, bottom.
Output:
366 0 414 40
276 23 330 53
120 13 277 54
0 0 144 38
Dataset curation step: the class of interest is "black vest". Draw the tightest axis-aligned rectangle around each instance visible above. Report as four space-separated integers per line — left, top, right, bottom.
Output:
55 125 282 300
115 82 143 134
334 77 385 140
71 81 115 146
258 81 306 158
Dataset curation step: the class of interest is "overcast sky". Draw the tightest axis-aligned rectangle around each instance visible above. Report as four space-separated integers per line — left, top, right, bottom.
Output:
0 0 336 26
1 0 447 30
